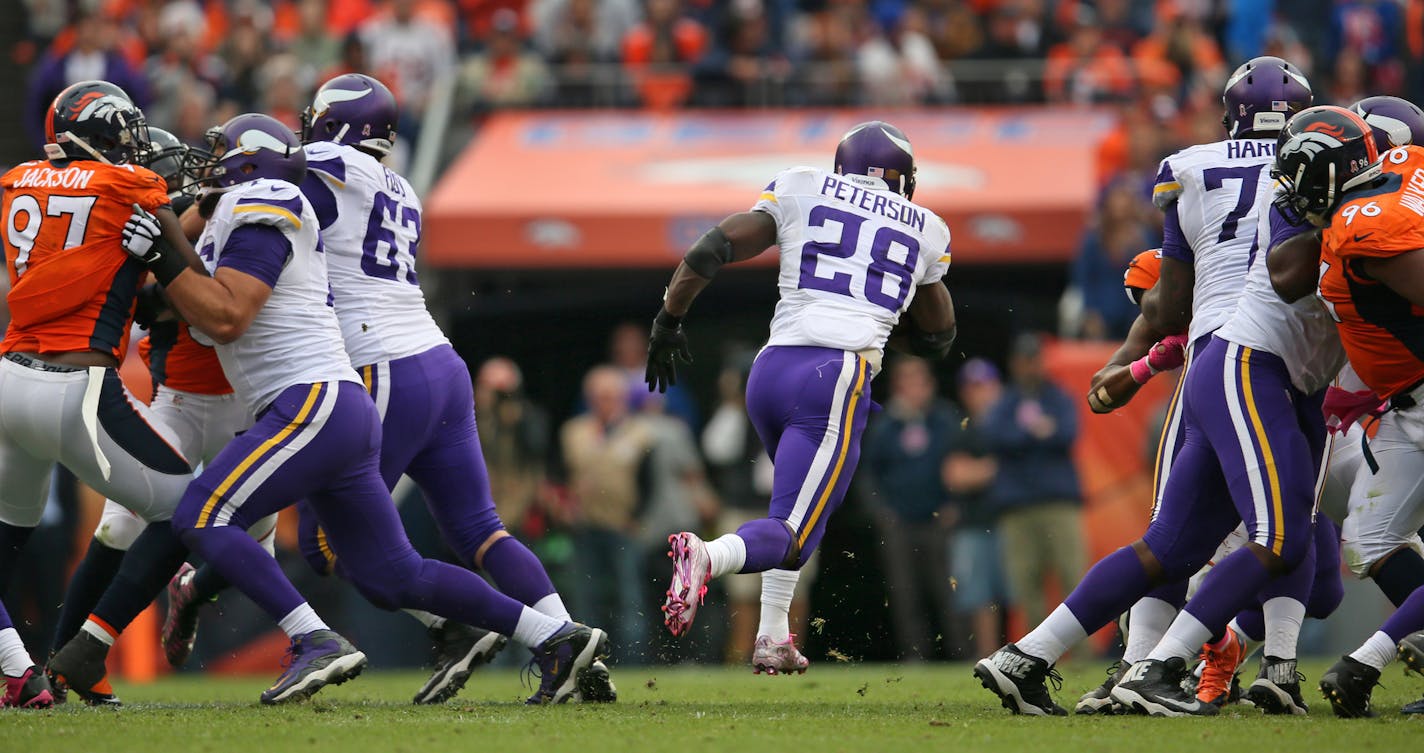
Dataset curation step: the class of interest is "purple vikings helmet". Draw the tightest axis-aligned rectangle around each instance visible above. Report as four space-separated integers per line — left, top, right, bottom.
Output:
1350 95 1424 148
300 73 398 156
1222 56 1313 139
834 121 917 199
185 113 307 189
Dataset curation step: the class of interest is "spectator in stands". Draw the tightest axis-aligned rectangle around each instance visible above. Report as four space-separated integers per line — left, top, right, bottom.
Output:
982 333 1084 629
561 366 656 663
25 7 148 150
361 0 456 142
456 8 552 113
783 2 857 106
532 0 640 62
287 0 344 85
1130 7 1225 102
1044 6 1133 104
1328 0 1405 97
921 0 984 61
609 321 698 428
857 3 952 106
863 357 961 660
218 0 275 113
946 358 1008 659
144 1 228 136
693 0 792 107
622 0 709 108
1067 178 1154 340
475 357 552 537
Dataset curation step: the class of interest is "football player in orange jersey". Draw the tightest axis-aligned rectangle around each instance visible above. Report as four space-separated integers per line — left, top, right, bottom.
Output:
41 128 279 699
0 81 208 709
1267 105 1424 717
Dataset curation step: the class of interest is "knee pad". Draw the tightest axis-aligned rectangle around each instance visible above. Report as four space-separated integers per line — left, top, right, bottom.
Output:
95 504 148 550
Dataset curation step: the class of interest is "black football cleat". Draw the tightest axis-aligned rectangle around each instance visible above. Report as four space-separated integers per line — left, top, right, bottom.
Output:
1075 660 1125 715
974 644 1068 716
1110 658 1219 717
47 632 122 707
1245 656 1308 715
1319 656 1380 718
412 622 507 705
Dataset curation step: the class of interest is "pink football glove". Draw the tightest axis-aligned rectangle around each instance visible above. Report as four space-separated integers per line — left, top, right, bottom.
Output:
1322 386 1385 435
1130 333 1188 384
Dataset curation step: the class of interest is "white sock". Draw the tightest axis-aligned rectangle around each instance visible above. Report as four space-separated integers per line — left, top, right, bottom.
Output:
1349 631 1398 671
705 534 747 578
277 604 330 639
81 619 116 647
758 569 798 642
1147 610 1211 662
512 608 564 648
1015 604 1088 664
532 593 572 622
403 609 446 630
0 627 32 676
1262 597 1305 660
1227 617 1261 663
1122 597 1176 664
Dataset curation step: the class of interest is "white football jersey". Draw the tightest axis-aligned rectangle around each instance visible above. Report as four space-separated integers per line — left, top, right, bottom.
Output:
303 142 448 367
753 167 951 361
194 179 358 412
1154 138 1277 344
1215 201 1343 394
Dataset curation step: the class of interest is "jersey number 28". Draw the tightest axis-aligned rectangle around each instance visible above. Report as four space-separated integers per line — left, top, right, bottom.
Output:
798 205 918 312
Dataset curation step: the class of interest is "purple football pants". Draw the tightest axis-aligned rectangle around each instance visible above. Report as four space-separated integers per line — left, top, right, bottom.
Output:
172 380 529 636
734 346 872 572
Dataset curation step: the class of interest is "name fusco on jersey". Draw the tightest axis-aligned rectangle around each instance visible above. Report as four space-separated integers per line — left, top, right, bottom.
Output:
1153 138 1277 344
753 167 951 360
1213 200 1344 394
303 142 447 368
196 179 358 412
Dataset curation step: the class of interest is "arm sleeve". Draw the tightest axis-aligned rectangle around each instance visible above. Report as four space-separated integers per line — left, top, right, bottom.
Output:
1267 204 1310 251
1152 158 1182 210
299 170 340 231
216 224 292 289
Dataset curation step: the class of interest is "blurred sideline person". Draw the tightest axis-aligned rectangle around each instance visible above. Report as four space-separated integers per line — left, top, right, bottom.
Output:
947 358 1009 659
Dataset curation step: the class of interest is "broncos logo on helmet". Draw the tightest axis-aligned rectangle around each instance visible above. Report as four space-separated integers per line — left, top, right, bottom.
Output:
44 80 149 164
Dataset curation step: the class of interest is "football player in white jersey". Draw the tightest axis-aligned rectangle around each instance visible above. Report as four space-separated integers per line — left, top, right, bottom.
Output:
49 114 608 706
976 56 1318 717
648 121 957 667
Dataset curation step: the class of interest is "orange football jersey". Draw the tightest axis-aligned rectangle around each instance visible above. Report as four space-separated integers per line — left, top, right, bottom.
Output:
0 160 170 360
1319 145 1424 398
139 322 232 396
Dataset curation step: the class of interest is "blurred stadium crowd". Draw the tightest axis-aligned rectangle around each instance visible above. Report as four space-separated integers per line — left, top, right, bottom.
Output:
3 0 1414 670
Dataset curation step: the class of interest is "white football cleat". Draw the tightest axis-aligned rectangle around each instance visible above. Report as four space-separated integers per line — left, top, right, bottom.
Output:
662 532 711 636
752 634 809 675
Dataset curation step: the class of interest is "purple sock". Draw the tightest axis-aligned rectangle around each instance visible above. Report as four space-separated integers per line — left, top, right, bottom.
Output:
1381 586 1424 642
182 526 306 623
0 600 12 631
1182 548 1272 635
405 559 524 636
1062 546 1153 632
481 536 557 608
1234 608 1264 642
735 518 794 573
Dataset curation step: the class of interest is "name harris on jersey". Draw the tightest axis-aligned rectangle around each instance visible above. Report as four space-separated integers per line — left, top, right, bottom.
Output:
1225 139 1274 160
818 173 927 233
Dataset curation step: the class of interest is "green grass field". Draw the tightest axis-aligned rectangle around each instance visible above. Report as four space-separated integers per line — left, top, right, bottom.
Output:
9 661 1424 751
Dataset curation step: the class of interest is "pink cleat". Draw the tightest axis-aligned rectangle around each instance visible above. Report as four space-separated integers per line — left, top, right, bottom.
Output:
3 666 55 709
753 634 809 675
662 532 711 636
163 562 202 668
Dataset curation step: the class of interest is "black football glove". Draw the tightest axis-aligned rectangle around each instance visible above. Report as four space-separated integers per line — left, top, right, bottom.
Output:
132 283 170 329
646 308 691 393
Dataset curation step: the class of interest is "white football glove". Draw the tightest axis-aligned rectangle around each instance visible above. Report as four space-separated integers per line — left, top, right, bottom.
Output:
121 203 163 262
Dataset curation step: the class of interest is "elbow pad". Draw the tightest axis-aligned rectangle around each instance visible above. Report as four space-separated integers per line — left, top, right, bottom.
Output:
684 227 734 278
909 324 957 360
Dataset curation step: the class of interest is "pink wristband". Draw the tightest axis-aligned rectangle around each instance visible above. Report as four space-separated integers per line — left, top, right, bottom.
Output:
1129 357 1156 384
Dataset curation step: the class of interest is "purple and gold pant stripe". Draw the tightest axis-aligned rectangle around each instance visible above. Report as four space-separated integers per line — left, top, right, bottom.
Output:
194 382 334 529
786 353 868 546
1221 342 1286 556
